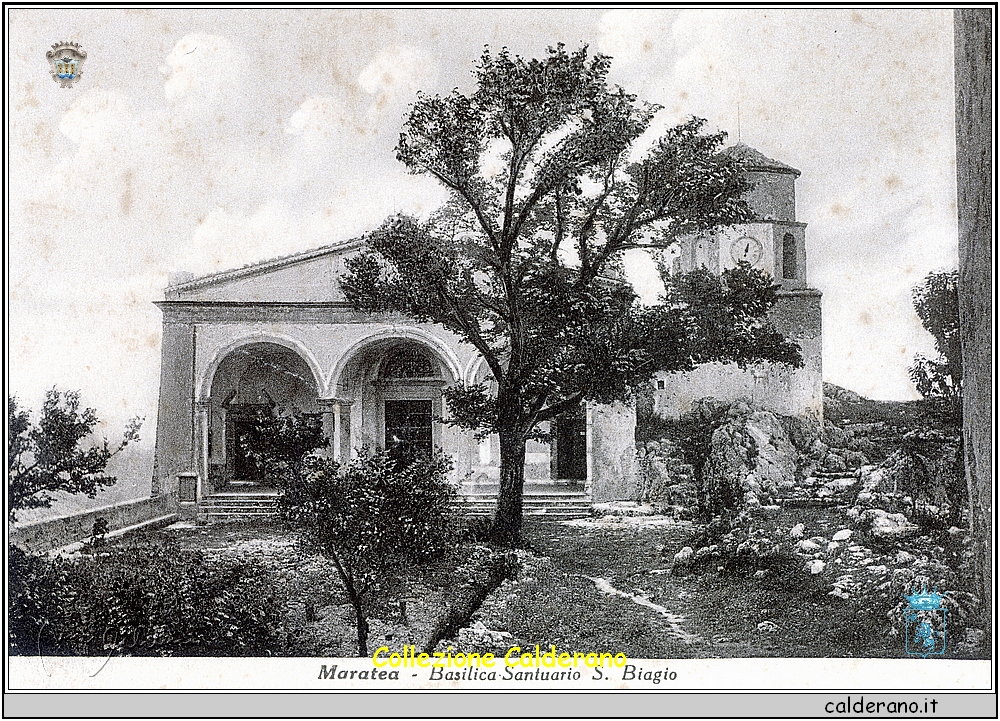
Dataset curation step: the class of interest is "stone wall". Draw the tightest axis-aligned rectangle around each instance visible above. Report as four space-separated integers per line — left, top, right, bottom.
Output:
652 290 823 421
10 496 174 554
589 401 640 502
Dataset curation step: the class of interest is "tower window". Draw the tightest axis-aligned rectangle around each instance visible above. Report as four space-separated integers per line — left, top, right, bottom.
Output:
782 233 797 279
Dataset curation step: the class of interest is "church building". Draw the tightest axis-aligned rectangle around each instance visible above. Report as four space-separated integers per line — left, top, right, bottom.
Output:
151 143 821 519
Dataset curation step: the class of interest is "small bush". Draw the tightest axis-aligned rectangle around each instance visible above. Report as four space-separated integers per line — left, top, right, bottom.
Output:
8 539 283 656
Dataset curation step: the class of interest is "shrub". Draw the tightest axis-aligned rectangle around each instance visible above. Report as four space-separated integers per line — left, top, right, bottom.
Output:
8 539 283 656
279 448 457 656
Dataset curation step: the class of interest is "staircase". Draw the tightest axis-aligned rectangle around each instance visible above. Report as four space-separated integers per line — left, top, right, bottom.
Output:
456 482 592 520
198 491 280 523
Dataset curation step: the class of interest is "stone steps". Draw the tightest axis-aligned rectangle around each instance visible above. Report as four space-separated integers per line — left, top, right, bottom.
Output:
199 493 280 523
455 489 591 519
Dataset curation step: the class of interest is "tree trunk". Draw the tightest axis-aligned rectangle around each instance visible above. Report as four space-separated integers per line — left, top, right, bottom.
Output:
330 553 370 657
493 431 527 546
352 598 370 657
954 9 993 617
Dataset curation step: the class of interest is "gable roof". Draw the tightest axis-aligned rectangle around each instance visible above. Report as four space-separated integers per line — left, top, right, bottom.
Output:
165 237 364 298
722 142 801 177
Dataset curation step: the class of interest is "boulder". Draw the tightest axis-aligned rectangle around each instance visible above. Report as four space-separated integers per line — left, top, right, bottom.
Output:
673 547 694 565
807 559 826 574
797 539 822 553
863 509 919 539
832 529 853 542
789 523 805 539
825 453 847 473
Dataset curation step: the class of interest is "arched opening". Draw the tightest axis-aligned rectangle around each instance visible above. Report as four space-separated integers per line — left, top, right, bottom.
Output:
782 233 798 280
336 338 452 459
207 342 320 490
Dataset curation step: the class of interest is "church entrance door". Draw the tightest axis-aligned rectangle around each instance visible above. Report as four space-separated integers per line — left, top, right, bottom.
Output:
555 404 587 482
384 399 433 461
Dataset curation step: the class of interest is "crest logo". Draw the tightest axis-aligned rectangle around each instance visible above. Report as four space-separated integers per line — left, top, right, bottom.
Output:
904 585 947 658
46 41 86 88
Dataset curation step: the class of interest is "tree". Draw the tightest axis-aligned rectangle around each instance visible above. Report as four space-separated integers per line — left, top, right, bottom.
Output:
279 450 456 656
908 269 962 422
8 389 142 522
240 407 328 484
342 44 801 545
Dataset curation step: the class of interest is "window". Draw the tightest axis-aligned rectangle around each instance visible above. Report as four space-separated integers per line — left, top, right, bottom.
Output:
782 233 797 280
380 347 434 379
657 379 666 390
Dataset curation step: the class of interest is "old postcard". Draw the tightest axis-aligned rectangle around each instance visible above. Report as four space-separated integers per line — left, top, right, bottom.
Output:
5 6 994 715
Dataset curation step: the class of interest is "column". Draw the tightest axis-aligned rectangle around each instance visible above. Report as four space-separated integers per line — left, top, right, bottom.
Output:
195 400 211 502
317 398 338 460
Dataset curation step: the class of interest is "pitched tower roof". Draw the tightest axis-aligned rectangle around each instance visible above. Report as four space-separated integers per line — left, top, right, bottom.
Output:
721 142 801 177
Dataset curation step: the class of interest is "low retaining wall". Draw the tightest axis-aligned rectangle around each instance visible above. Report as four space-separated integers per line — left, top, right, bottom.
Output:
10 495 173 554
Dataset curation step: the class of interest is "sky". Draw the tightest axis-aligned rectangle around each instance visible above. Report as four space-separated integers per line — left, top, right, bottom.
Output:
7 8 959 507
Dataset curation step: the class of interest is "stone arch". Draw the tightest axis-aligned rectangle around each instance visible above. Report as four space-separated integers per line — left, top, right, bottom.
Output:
326 326 461 397
463 354 495 385
198 332 324 403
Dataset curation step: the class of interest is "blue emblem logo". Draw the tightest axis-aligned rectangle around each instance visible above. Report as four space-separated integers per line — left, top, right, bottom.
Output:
46 41 86 88
904 586 947 658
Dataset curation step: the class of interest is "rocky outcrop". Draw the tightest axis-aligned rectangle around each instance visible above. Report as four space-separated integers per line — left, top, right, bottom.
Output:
635 439 698 518
702 405 797 513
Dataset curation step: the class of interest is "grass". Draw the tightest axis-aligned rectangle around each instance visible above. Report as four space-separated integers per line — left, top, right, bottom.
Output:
463 515 918 659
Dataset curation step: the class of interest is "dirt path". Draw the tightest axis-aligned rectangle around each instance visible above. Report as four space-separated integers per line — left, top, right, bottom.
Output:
520 516 900 658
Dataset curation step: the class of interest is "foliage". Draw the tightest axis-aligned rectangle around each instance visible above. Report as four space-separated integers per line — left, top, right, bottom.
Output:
8 390 142 521
279 449 457 655
8 540 282 656
908 270 962 423
240 407 328 483
341 43 801 544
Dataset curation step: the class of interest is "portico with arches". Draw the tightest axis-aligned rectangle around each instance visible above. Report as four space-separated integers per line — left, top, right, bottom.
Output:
152 240 637 519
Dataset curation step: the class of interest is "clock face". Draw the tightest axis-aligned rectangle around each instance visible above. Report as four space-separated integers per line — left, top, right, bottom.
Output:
731 236 764 266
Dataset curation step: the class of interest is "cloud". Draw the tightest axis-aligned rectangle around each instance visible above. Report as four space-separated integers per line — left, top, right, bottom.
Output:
161 33 237 102
358 45 438 111
286 94 362 139
597 10 675 64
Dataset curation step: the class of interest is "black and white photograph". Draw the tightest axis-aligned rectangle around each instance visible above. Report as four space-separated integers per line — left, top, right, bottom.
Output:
5 5 994 710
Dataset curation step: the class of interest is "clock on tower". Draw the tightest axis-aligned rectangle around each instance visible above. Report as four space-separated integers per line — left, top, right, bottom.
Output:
730 236 764 267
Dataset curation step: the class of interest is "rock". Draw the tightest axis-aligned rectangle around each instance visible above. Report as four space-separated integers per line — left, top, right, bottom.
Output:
895 550 915 564
797 540 821 553
756 620 778 633
809 536 827 544
863 509 919 539
807 559 826 574
963 628 985 648
673 547 694 565
753 570 768 578
827 541 840 552
694 546 712 560
832 529 853 542
867 565 888 574
947 526 964 537
825 453 847 473
789 523 805 539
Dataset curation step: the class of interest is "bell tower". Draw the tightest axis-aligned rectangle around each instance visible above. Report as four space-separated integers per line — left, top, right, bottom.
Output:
674 142 808 290
658 142 823 420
